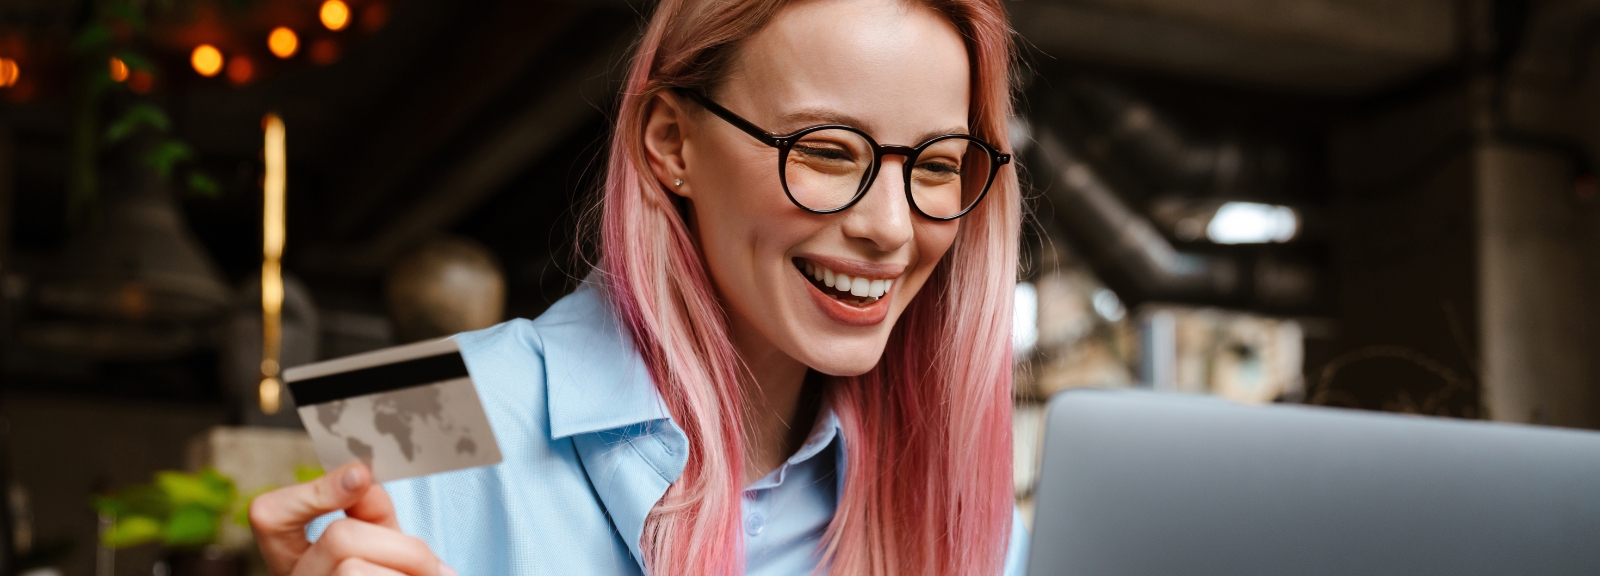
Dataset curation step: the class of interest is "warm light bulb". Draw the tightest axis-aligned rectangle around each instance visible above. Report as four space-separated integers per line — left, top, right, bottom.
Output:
261 113 288 417
191 44 224 77
0 58 19 88
268 27 299 58
109 57 129 82
259 377 282 414
320 0 351 31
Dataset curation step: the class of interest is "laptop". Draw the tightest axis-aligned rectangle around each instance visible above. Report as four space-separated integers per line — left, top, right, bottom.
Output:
1027 389 1600 576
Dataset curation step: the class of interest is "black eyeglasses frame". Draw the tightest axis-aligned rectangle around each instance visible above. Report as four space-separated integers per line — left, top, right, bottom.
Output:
673 88 1010 221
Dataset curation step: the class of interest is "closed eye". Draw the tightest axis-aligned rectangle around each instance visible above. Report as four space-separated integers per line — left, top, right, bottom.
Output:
915 160 961 176
794 144 855 162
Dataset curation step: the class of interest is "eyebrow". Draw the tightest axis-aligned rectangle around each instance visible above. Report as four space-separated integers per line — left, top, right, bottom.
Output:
774 107 970 144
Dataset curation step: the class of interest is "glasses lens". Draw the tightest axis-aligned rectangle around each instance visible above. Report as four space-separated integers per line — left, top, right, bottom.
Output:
910 136 993 219
784 128 874 212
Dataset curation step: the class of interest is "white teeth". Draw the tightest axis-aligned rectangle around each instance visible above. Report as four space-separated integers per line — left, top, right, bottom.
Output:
850 277 869 297
801 260 899 301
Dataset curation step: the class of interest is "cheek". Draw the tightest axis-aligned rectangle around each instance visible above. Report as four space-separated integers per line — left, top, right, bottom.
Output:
690 141 811 288
891 220 960 314
915 220 961 271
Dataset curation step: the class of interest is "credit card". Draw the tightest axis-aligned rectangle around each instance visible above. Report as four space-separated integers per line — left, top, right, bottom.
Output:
284 338 502 483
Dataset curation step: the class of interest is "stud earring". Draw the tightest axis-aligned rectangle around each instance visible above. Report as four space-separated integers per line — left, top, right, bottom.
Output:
673 178 684 187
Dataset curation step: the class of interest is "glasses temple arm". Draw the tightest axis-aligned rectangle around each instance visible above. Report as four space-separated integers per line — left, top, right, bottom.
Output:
673 88 782 147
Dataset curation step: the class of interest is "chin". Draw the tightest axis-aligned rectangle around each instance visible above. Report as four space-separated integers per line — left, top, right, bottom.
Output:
800 340 890 377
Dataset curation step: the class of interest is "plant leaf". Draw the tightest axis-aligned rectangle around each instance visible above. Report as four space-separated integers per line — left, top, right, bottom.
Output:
198 468 238 508
294 465 325 483
155 469 232 513
102 515 163 548
187 172 221 197
143 140 194 180
105 104 170 144
91 484 169 518
72 24 112 54
163 505 219 548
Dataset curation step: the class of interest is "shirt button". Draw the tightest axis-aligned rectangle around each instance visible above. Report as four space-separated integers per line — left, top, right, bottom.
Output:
744 513 765 537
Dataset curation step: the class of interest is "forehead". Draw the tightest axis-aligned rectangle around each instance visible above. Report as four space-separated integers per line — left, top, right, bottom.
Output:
716 0 972 142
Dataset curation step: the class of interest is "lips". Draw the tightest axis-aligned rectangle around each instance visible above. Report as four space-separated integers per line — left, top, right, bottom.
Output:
793 257 899 327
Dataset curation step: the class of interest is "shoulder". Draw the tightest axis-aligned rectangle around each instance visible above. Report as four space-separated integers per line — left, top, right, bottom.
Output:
376 289 641 573
447 283 622 433
451 317 550 435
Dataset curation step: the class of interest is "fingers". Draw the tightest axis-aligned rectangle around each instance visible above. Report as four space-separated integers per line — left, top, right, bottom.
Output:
343 481 401 530
328 558 405 576
294 518 441 576
325 558 457 576
251 462 374 574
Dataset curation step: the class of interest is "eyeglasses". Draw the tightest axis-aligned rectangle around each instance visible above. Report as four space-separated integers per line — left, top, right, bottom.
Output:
675 88 1010 221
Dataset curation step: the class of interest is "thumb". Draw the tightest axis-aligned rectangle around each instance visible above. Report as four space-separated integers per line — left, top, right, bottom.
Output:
250 462 372 569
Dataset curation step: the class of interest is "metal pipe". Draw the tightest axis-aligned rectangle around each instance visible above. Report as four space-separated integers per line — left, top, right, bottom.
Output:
1030 128 1239 301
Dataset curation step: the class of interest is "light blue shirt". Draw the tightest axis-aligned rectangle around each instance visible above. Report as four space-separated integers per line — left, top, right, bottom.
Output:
311 282 1029 574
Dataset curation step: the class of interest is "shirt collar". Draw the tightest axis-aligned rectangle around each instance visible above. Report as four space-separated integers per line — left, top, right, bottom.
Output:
534 278 851 569
534 279 674 440
746 406 842 492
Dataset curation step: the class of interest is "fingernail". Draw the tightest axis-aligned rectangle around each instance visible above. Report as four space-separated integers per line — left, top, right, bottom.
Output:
340 465 364 492
439 561 458 576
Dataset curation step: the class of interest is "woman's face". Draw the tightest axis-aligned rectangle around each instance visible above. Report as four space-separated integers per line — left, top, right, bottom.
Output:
652 0 970 376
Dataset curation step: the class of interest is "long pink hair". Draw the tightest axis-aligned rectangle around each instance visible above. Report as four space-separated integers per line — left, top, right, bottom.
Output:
597 0 1019 573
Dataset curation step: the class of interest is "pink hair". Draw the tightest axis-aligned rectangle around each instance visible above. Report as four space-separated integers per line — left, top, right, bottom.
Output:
597 0 1019 573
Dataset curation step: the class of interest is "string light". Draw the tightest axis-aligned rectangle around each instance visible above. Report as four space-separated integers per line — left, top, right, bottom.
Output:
0 58 18 88
309 39 340 65
268 27 299 59
261 113 288 415
227 56 254 85
320 0 351 31
191 44 223 77
361 3 391 33
109 57 129 82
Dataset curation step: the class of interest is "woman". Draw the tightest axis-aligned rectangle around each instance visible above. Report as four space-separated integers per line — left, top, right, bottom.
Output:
250 0 1023 572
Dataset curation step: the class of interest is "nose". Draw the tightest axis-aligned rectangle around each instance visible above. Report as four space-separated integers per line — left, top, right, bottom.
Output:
838 156 915 252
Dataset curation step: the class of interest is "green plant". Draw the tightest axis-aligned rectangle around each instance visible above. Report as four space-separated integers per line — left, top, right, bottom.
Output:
92 465 326 549
91 468 239 549
68 0 224 223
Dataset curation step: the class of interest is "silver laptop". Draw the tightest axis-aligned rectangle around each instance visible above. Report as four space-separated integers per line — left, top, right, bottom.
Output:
1027 389 1600 576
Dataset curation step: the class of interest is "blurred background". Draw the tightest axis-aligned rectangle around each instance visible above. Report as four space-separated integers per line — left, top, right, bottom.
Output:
1 0 1599 574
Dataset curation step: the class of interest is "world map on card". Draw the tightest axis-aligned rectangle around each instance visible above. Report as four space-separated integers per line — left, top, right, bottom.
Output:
299 377 501 483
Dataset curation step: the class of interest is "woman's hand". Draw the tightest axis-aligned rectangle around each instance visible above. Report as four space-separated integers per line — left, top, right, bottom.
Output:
249 462 456 576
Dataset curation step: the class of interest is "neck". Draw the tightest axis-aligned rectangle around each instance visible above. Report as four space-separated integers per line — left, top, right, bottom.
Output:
727 314 820 485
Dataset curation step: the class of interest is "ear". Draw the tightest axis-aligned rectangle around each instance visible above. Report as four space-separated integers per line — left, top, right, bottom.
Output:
642 92 693 199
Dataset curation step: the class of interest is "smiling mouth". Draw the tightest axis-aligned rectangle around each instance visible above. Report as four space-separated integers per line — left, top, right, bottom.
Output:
793 258 894 307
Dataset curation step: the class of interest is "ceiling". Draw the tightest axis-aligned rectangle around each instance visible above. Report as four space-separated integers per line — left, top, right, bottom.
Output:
0 0 1468 320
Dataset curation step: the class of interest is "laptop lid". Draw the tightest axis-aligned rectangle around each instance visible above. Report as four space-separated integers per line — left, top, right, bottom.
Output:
1027 389 1600 576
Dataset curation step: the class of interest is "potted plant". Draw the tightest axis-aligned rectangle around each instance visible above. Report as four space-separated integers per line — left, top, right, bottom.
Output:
91 468 248 576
